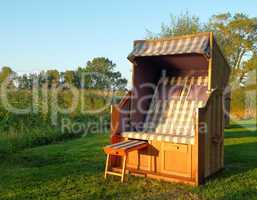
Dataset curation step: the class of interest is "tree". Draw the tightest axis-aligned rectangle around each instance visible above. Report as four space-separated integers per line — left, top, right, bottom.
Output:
46 70 60 87
15 73 42 89
63 70 76 85
81 57 127 91
206 13 257 82
146 11 203 39
0 66 14 82
74 67 84 88
38 71 47 87
17 74 30 89
109 71 127 91
147 12 257 85
0 66 16 88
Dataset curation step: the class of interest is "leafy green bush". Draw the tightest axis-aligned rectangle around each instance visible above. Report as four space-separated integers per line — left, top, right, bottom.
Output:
0 89 111 156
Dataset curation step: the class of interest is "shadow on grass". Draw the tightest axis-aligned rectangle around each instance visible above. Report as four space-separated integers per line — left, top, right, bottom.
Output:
224 130 257 139
205 141 257 183
225 120 256 139
227 119 256 129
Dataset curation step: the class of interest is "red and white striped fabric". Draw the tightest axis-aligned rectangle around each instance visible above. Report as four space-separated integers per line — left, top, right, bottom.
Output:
122 75 208 144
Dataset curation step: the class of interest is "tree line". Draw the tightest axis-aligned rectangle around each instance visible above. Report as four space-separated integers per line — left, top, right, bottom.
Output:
0 57 128 91
147 12 257 86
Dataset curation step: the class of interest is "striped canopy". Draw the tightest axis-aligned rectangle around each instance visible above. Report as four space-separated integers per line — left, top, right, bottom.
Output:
128 33 210 62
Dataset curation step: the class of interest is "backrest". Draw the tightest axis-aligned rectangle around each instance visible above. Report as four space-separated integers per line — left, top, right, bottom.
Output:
143 75 208 136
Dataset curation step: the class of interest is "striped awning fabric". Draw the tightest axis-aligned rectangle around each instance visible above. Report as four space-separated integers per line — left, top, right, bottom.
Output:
128 34 210 62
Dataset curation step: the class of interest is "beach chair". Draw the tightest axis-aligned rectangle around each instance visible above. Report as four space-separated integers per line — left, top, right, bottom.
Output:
105 32 230 185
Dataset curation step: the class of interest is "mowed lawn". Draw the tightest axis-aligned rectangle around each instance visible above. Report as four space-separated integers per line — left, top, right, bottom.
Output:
0 120 256 200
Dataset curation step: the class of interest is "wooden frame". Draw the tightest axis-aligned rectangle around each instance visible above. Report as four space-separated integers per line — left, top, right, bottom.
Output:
107 32 230 186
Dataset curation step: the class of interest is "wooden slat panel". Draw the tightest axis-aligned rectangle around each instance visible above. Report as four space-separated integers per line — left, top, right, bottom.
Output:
197 89 224 178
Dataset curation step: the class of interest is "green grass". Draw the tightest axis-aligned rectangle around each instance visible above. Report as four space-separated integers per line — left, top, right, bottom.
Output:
0 120 256 200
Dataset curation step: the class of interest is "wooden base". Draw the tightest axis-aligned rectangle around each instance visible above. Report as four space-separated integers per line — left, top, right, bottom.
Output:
105 138 223 186
111 167 196 185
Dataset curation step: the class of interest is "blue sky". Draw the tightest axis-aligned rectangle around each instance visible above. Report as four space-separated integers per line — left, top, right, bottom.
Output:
0 1 256 82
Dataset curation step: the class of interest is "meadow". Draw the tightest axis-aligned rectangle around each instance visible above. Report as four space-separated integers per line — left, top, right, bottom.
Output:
0 119 256 200
0 87 256 199
0 89 113 156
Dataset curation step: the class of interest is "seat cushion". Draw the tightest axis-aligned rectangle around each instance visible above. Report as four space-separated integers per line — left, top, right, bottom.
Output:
121 131 194 144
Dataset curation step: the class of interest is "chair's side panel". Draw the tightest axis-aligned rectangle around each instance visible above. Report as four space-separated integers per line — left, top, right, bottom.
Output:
199 89 224 178
205 92 216 177
214 91 224 172
213 40 230 131
111 105 124 144
208 90 224 175
208 32 214 91
195 107 206 185
220 93 225 169
206 33 227 177
209 33 231 91
111 91 131 143
110 92 131 167
210 93 218 174
211 34 231 128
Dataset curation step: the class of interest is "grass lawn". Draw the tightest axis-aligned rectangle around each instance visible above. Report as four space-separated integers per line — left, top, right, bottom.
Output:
0 120 256 200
